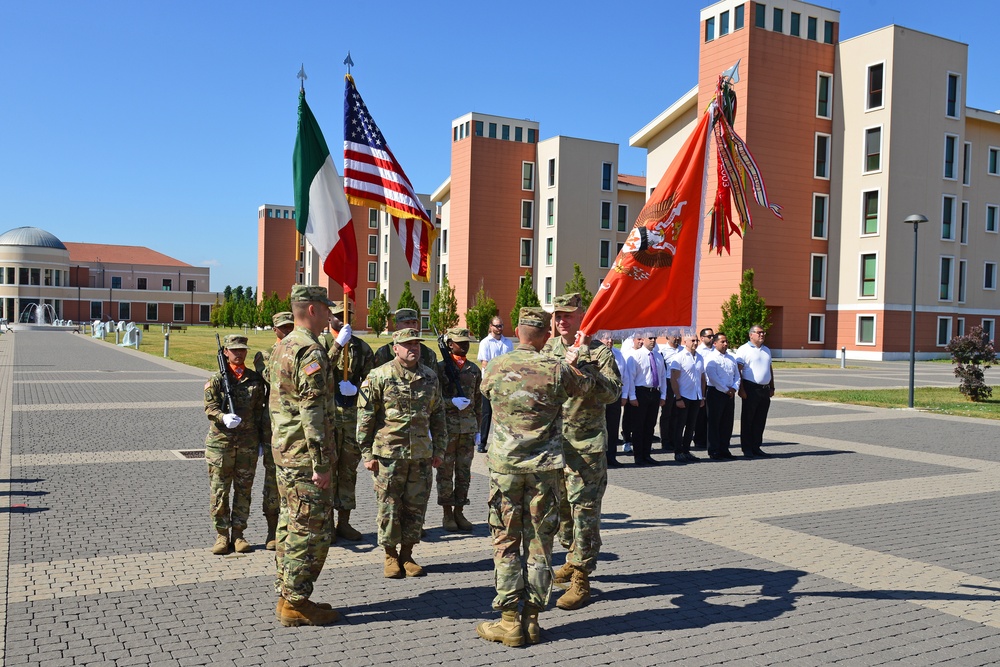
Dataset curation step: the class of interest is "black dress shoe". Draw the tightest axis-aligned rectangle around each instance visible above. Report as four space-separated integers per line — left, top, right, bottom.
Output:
720 451 736 459
742 450 756 459
684 452 701 461
633 458 646 467
753 448 772 457
673 454 687 463
642 457 660 465
708 453 724 460
608 459 623 468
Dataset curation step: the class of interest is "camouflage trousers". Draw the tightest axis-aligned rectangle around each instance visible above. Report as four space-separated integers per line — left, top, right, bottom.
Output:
273 466 333 603
261 444 279 518
206 441 258 533
487 469 561 612
372 457 432 547
332 407 361 512
558 448 608 574
436 432 475 507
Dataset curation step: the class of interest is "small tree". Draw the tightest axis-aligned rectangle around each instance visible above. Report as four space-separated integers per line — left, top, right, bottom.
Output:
946 326 997 402
429 274 459 332
465 281 498 340
510 270 542 328
564 263 594 309
396 280 421 320
718 268 770 345
368 291 391 337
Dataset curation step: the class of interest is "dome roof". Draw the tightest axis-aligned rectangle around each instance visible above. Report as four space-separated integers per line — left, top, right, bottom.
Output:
0 226 67 250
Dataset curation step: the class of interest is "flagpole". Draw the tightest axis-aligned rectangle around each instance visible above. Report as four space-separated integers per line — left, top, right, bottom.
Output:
295 64 308 288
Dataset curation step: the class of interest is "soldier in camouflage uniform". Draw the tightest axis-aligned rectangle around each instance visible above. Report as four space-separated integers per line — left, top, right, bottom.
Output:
357 328 446 579
318 301 375 542
543 293 622 611
476 307 598 647
372 308 438 369
252 310 294 551
204 334 269 555
435 327 482 532
268 285 340 627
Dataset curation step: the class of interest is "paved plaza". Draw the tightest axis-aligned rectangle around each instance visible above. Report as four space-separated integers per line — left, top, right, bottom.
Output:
2 329 1000 666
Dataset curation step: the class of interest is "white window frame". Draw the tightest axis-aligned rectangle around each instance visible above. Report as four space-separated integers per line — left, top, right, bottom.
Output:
866 61 885 112
961 200 969 245
985 262 998 291
941 195 957 241
814 133 831 180
816 72 833 119
368 209 379 228
808 313 825 344
863 125 883 174
936 316 952 347
544 277 553 305
861 189 880 236
963 141 972 186
519 238 533 267
859 252 878 299
810 253 827 299
546 198 555 227
988 147 1000 176
943 133 959 180
547 158 555 187
987 204 999 233
601 162 614 191
367 288 376 307
521 199 534 229
958 259 967 303
421 289 430 310
368 262 377 283
945 72 962 119
599 239 612 269
173 304 184 322
199 304 211 323
545 237 554 266
368 234 378 256
118 302 131 321
957 317 965 337
983 319 996 343
939 255 954 302
600 200 612 230
812 193 829 239
617 204 629 232
146 302 158 321
856 314 877 346
521 162 534 190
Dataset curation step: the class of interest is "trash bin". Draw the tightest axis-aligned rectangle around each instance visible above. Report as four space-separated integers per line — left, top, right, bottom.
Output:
143 324 149 331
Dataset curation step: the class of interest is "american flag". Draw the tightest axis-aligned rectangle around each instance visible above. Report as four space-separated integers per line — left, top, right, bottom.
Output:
343 75 436 282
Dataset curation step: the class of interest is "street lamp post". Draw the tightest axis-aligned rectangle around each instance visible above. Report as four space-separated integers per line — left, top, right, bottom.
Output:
903 214 929 408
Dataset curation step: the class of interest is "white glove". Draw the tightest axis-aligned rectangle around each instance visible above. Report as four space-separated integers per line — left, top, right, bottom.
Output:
474 433 482 446
451 397 471 410
339 380 358 396
335 324 352 346
222 413 242 429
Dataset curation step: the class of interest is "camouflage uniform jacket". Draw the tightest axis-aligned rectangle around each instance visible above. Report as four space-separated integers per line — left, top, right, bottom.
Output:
319 333 376 408
267 327 333 474
482 343 597 474
357 358 447 462
373 340 438 370
204 366 269 446
436 356 483 435
542 337 622 455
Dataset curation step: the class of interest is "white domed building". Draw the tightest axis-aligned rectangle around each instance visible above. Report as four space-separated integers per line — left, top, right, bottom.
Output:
0 226 215 325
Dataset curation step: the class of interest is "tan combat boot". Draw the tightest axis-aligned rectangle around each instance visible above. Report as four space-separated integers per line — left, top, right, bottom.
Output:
556 567 591 610
210 532 229 555
265 514 278 551
384 546 404 579
231 530 251 553
453 506 473 531
442 506 459 532
522 604 542 644
336 510 363 541
278 599 340 627
553 561 574 584
476 611 525 647
398 544 425 577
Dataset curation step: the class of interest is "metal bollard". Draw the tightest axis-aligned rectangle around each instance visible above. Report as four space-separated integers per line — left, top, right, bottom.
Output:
164 326 170 358
841 346 846 369
115 329 119 345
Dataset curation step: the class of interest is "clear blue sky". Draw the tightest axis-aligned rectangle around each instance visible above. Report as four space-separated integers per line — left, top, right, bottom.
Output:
1 1 995 293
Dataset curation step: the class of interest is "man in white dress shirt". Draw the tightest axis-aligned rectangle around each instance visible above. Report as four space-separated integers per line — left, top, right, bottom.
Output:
599 333 630 468
476 317 514 453
656 332 681 452
735 325 774 459
704 333 740 460
626 335 667 466
619 332 643 453
692 328 714 450
669 333 706 463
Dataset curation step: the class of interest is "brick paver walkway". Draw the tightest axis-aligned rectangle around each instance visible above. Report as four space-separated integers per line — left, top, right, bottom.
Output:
3 330 1000 665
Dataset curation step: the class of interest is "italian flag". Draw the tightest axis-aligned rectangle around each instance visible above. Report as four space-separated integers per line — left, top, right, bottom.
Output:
293 89 358 300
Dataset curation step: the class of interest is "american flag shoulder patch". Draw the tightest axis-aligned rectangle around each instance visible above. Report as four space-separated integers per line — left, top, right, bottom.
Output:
304 361 322 376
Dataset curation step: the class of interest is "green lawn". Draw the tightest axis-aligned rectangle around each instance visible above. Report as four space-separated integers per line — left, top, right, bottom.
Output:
780 386 1000 420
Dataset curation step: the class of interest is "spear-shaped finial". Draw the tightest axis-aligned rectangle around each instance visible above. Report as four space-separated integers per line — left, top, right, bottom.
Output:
297 64 307 92
343 51 354 74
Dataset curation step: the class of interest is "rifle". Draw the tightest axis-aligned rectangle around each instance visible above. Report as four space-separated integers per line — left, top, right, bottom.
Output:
434 327 465 399
215 334 237 414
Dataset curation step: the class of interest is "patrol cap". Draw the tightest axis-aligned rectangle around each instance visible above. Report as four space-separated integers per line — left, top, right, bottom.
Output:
392 327 423 344
553 293 583 313
330 301 354 318
223 334 249 350
394 308 418 323
272 311 293 328
290 284 334 306
518 307 548 328
445 327 476 343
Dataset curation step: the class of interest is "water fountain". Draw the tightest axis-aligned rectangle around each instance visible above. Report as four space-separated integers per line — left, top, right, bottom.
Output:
15 303 75 331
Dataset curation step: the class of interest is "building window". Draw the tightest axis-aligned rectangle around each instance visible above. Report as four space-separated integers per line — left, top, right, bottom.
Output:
18 268 27 285
187 280 196 292
474 121 483 136
867 63 884 110
599 240 611 269
197 304 209 322
808 314 825 344
957 317 966 337
545 237 554 266
162 279 172 291
864 127 881 172
720 10 730 35
946 73 961 118
547 158 555 187
857 315 876 345
367 288 376 307
453 126 458 142
547 198 555 226
942 195 956 240
110 276 122 289
986 262 998 290
421 289 430 310
520 239 532 267
146 303 158 321
544 277 553 305
515 126 523 142
958 259 967 303
383 261 388 280
940 256 954 301
705 16 715 41
790 11 800 36
521 200 534 229
420 315 430 331
502 124 510 140
442 229 448 254
5 267 13 284
41 268 51 286
30 268 40 285
54 269 61 286
488 122 497 138
527 128 536 144
600 201 612 230
369 209 378 228
173 304 184 322
807 16 817 40
815 133 831 179
755 3 766 28
812 194 828 238
617 204 628 232
961 201 969 244
522 162 534 190
368 262 377 282
937 317 952 346
368 235 378 256
601 162 613 191
810 254 826 299
963 142 972 186
384 234 389 253
989 147 999 175
772 7 782 32
987 204 998 233
862 190 879 235
734 4 744 29
983 319 996 343
137 278 147 290
860 253 877 298
823 20 834 44
90 301 102 319
816 73 832 118
944 134 958 179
